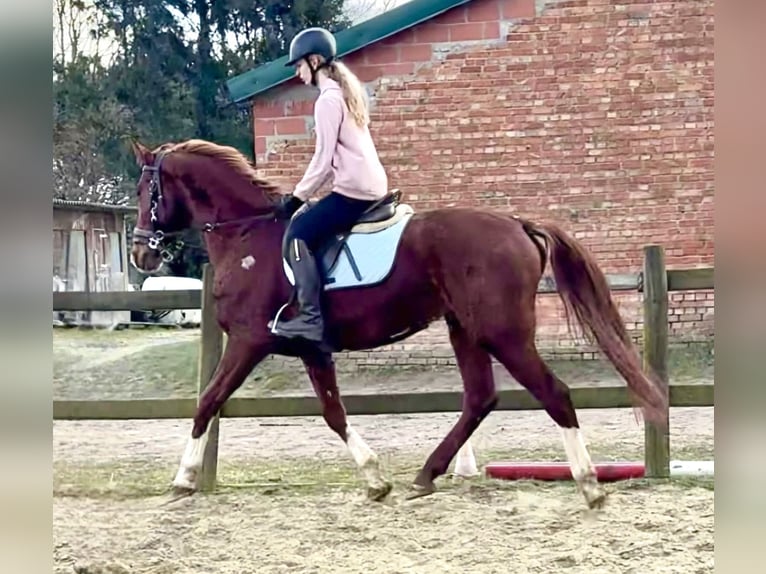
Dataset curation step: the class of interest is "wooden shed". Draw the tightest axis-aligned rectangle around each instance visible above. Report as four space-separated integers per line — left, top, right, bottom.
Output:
53 199 136 325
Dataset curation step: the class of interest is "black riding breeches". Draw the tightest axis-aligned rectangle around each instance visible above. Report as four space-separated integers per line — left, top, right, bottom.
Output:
284 192 377 254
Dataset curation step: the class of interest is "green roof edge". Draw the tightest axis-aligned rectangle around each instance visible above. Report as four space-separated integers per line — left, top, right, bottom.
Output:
225 0 474 104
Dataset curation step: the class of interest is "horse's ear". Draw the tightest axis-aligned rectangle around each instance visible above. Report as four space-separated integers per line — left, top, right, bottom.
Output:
130 140 152 167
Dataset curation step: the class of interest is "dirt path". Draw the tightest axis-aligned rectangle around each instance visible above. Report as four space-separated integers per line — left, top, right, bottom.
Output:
53 329 714 573
53 407 714 573
55 480 713 574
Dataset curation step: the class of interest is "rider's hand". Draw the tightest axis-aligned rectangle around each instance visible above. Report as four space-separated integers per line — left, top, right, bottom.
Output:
275 195 304 220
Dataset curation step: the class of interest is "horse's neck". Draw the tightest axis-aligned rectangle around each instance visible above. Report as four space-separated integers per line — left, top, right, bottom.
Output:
201 218 286 270
189 184 271 226
182 163 284 266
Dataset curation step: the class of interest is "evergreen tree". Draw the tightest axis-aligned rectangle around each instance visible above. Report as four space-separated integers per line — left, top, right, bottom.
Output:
54 0 351 277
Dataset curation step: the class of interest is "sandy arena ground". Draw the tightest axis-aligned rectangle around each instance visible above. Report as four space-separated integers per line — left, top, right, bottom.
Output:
53 329 714 573
54 408 713 574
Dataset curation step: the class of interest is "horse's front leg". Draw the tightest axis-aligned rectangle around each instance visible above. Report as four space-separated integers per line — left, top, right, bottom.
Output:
172 336 270 494
302 350 393 501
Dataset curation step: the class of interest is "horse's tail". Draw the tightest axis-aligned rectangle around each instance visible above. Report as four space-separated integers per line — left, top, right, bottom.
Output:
518 217 668 427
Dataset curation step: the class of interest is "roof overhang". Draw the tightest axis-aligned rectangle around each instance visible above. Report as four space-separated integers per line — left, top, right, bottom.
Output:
225 0 473 104
53 198 137 214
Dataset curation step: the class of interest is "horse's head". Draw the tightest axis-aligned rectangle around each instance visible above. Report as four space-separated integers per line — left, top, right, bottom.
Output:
129 138 286 274
130 141 192 274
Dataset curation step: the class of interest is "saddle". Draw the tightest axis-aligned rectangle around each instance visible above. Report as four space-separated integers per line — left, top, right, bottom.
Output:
316 190 403 281
283 189 410 286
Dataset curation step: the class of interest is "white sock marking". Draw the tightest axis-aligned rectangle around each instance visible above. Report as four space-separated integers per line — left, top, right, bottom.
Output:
345 424 387 492
172 431 209 490
454 439 480 477
561 427 606 507
346 424 375 468
560 427 594 481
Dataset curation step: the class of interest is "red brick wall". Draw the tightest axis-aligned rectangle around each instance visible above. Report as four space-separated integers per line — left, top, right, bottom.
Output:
251 0 714 364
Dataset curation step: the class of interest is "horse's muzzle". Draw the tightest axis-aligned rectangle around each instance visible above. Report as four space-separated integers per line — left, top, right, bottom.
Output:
131 241 164 274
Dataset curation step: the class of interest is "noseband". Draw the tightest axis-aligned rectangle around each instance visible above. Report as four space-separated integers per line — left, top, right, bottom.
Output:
132 149 186 263
133 148 279 264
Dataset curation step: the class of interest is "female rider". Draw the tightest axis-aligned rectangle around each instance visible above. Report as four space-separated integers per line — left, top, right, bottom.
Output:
271 27 389 344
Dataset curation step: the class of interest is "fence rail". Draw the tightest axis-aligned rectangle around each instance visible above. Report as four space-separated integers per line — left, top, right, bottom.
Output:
53 269 680 311
54 384 713 421
53 289 202 311
52 268 712 312
53 245 714 487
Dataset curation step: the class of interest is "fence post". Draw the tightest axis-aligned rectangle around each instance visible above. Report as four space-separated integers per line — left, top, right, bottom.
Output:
197 263 223 491
642 245 670 478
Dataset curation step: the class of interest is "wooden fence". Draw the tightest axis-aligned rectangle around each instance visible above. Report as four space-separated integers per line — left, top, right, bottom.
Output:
53 245 714 488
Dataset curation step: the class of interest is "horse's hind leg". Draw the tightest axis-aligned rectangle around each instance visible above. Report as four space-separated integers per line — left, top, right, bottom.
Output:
409 316 497 498
487 334 606 509
302 349 392 501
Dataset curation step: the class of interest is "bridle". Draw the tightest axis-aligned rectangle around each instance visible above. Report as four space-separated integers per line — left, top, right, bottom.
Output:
132 148 279 264
132 149 184 263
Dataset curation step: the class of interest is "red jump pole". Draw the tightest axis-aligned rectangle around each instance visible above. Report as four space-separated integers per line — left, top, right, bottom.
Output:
485 461 646 482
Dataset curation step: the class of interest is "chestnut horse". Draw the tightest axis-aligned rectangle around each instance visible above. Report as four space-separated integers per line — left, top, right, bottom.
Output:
130 138 667 509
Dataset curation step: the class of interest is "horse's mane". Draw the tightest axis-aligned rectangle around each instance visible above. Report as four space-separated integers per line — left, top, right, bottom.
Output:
168 139 282 198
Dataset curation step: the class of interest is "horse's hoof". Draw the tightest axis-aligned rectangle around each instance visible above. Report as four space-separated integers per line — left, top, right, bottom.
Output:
579 476 608 510
405 481 436 501
586 491 608 510
161 486 196 506
367 480 393 502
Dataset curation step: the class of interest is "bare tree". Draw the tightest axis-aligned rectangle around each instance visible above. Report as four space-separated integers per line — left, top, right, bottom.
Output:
344 0 405 25
53 0 115 68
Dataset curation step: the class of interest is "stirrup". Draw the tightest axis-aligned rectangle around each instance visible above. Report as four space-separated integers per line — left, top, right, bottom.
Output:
268 301 292 335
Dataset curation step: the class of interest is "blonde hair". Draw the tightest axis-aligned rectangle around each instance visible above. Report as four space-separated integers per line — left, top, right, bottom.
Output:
325 60 370 128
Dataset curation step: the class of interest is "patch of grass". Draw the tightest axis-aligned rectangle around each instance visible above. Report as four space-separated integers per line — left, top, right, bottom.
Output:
545 359 619 384
344 342 714 387
670 444 715 461
54 330 203 399
54 328 313 399
124 340 199 389
53 328 714 402
53 455 417 500
54 453 714 504
248 371 300 394
667 341 714 380
54 438 715 501
53 325 196 347
546 342 714 385
672 475 715 490
612 475 714 492
54 340 201 399
54 461 179 499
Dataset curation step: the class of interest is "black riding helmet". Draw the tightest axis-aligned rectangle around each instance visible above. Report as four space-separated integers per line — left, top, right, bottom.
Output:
285 27 337 84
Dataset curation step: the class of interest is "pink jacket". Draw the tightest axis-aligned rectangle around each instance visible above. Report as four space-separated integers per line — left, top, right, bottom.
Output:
292 75 389 202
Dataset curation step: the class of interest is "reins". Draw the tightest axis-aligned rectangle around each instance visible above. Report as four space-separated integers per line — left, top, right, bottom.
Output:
200 211 277 233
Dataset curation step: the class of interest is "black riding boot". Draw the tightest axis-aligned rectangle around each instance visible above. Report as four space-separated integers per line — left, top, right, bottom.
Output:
272 238 325 344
